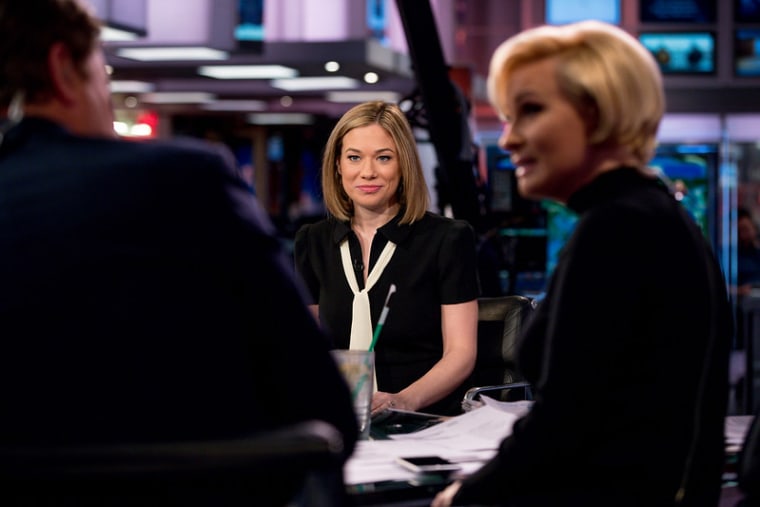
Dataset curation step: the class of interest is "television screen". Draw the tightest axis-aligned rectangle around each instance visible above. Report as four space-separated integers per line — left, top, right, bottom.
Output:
640 0 716 22
544 201 578 277
484 145 546 217
735 29 760 77
736 0 760 22
367 0 388 44
485 145 520 213
638 32 715 75
235 0 264 50
545 0 620 25
648 143 718 241
543 144 718 279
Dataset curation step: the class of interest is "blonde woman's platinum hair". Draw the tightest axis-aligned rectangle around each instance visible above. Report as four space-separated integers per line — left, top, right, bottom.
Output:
487 20 664 167
321 101 430 224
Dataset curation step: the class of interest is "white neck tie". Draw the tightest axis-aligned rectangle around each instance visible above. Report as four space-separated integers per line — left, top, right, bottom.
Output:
339 239 396 351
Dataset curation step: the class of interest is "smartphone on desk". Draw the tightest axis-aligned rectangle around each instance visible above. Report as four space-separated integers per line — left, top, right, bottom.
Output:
395 456 461 474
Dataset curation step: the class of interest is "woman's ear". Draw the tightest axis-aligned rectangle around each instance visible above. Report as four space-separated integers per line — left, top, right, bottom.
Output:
47 42 79 105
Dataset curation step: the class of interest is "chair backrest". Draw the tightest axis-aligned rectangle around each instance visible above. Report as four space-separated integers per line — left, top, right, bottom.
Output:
0 420 346 507
466 295 534 401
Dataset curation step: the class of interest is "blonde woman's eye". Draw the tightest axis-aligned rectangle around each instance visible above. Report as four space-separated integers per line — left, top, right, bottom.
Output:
347 155 360 162
519 102 543 115
378 155 391 162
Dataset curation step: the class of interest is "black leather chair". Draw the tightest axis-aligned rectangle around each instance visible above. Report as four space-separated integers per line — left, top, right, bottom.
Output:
461 295 535 412
0 420 347 507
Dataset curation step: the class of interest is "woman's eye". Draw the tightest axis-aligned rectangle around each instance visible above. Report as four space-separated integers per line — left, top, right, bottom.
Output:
347 155 360 162
377 155 391 162
519 102 543 115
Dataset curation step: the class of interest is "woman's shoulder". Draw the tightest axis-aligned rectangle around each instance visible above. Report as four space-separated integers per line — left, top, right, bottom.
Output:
417 212 475 235
295 216 349 245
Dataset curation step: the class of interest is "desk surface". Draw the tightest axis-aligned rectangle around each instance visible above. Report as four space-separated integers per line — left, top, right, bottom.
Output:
347 475 448 506
347 411 755 507
347 412 452 506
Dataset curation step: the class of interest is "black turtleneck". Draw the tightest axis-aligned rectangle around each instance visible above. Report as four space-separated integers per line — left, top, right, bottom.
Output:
455 166 732 507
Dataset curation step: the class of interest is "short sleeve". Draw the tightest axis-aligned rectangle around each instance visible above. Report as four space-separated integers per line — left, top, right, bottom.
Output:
438 220 480 304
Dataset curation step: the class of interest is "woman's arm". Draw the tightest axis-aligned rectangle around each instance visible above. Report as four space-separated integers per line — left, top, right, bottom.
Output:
372 299 478 413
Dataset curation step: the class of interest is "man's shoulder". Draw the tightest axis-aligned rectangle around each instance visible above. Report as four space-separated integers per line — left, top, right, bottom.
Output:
119 137 232 167
76 136 239 185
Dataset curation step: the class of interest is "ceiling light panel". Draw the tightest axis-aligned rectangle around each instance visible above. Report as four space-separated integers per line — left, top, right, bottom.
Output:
247 113 314 125
117 47 228 61
271 76 359 91
198 65 298 79
140 92 216 104
326 91 401 103
201 100 268 111
101 26 140 42
109 80 155 93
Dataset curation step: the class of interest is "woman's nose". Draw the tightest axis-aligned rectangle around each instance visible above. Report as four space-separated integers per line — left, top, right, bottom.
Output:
498 123 518 152
360 161 377 178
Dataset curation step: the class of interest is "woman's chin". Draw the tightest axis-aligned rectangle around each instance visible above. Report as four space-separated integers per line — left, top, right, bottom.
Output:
516 179 541 201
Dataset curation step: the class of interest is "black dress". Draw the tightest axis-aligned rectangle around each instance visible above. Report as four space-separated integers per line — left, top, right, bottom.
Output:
453 168 732 506
295 211 480 415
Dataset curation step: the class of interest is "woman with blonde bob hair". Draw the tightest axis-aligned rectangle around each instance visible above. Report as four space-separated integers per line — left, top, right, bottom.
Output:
487 21 665 179
320 101 430 224
295 101 479 418
433 21 731 507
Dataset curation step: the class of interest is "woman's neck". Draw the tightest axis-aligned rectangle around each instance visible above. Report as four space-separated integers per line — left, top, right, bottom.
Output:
351 204 400 236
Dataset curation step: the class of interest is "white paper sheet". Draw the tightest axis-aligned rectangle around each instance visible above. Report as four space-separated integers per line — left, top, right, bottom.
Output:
344 399 531 485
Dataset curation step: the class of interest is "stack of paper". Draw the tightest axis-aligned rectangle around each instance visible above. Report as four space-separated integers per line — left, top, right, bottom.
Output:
344 398 532 485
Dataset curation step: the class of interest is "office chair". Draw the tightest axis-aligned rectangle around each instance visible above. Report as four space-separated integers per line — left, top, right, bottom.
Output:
0 420 347 507
461 295 535 412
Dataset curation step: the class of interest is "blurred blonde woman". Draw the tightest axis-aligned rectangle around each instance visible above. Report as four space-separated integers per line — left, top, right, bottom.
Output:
433 21 731 507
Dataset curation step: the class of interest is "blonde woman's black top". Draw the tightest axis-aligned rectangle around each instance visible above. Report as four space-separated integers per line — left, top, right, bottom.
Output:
295 211 480 415
454 167 732 507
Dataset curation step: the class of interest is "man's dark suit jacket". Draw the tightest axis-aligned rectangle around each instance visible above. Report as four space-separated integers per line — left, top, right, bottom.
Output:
0 118 358 453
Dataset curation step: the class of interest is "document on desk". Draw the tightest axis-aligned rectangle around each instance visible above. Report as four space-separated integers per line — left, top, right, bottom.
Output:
344 398 532 486
389 397 531 451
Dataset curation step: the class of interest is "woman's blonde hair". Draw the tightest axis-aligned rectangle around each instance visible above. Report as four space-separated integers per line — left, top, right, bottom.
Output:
487 20 664 166
321 101 429 224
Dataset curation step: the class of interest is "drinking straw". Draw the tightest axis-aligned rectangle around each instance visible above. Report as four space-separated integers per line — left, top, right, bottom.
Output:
352 284 396 399
369 284 396 352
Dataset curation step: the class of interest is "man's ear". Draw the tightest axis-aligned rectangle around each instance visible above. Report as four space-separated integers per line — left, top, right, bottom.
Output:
47 42 79 105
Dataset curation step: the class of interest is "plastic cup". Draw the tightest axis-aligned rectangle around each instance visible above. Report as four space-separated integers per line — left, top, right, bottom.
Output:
331 349 374 440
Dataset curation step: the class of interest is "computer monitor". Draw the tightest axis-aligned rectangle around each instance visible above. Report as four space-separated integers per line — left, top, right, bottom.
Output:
639 0 716 22
638 32 716 75
735 0 760 22
544 0 620 25
735 29 760 77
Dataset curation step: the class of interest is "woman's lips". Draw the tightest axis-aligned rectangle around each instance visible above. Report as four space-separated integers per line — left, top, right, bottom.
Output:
357 185 382 193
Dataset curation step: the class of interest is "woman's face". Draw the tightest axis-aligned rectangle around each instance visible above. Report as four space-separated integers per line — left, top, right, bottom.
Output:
497 57 594 203
338 123 401 214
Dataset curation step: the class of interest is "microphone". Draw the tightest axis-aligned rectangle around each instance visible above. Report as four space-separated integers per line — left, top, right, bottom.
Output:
353 258 364 272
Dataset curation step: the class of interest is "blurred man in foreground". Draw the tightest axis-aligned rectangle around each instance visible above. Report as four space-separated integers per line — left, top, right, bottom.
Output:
0 0 357 459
